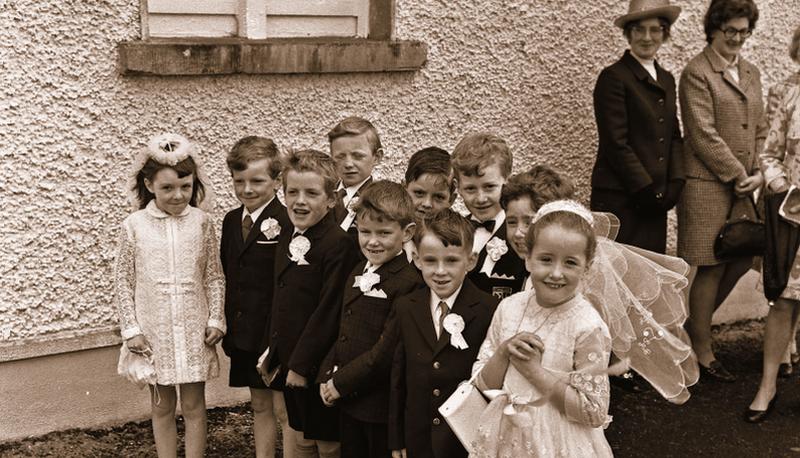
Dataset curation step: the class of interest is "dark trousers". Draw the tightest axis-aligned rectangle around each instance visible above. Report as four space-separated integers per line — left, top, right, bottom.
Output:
340 411 390 458
591 188 668 253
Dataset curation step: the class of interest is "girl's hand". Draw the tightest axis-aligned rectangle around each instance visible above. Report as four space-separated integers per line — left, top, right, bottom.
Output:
505 332 544 361
204 327 224 346
286 370 308 388
126 334 151 355
391 449 407 458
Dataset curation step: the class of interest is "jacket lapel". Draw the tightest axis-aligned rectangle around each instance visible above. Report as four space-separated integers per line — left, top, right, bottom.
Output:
622 50 665 92
704 46 747 98
433 281 479 357
343 260 368 306
230 206 245 252
240 198 282 255
408 288 438 351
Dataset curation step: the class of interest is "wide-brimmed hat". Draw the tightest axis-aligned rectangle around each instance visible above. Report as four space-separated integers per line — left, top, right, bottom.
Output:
614 0 681 29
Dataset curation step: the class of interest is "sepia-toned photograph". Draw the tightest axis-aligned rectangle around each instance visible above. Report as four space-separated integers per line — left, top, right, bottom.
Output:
2 0 800 456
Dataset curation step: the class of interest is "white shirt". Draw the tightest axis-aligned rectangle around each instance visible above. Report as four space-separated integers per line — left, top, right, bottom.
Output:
472 210 506 254
337 177 371 231
430 284 463 338
711 46 740 83
631 52 658 82
242 196 274 223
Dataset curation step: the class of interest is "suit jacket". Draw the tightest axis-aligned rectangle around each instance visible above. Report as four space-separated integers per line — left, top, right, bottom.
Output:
388 280 498 458
679 46 767 184
318 254 425 423
220 198 290 354
333 177 373 255
266 212 360 382
591 50 684 196
467 223 527 299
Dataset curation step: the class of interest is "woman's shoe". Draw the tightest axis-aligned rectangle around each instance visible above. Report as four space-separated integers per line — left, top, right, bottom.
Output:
778 362 794 378
699 360 736 383
744 394 778 423
791 352 799 365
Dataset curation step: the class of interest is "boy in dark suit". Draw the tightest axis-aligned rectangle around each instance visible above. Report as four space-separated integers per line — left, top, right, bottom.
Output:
266 149 360 458
220 136 291 458
389 209 499 458
317 180 425 458
452 133 527 299
329 116 383 250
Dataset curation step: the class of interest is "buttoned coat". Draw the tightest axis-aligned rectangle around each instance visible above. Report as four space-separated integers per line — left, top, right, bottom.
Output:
220 198 289 355
387 280 498 458
317 255 424 424
677 46 767 265
590 50 684 252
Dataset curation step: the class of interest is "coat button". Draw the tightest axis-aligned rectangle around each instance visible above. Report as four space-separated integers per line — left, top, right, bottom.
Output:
742 123 748 129
345 308 352 316
236 311 242 318
433 361 441 369
656 192 664 199
433 418 441 426
658 137 664 143
278 281 285 288
658 98 664 105
340 335 347 342
658 117 664 123
433 389 441 397
658 156 664 162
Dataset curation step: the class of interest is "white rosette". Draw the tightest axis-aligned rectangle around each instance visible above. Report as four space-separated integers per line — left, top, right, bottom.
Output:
289 235 311 265
479 237 508 275
260 218 281 239
354 271 380 292
443 313 468 350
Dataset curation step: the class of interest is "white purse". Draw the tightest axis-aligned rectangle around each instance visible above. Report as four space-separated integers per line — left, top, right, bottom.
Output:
438 379 487 454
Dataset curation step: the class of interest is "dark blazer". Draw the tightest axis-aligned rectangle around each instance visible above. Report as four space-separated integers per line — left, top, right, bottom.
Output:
591 50 684 196
318 254 425 424
388 280 498 458
333 177 373 253
267 211 360 381
467 223 526 299
220 198 290 354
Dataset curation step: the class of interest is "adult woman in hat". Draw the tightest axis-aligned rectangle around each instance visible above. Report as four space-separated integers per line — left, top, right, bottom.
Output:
678 0 766 383
746 24 800 423
590 0 684 255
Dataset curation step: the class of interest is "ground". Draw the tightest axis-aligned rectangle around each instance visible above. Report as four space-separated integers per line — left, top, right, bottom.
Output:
1 321 799 457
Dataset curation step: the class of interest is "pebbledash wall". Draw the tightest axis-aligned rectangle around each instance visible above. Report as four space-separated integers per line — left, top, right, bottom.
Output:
2 0 798 441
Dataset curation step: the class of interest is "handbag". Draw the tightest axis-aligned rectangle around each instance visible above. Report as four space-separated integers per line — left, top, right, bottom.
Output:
438 379 487 454
117 345 157 388
713 195 765 260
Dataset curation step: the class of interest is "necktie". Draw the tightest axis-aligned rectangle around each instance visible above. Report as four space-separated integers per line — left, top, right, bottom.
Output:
337 188 348 206
242 215 253 241
471 219 495 232
437 301 450 339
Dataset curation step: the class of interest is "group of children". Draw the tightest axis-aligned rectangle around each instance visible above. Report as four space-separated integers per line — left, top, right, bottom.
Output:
115 117 690 458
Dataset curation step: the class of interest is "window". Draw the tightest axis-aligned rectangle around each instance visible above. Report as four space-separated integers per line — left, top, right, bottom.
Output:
144 0 373 39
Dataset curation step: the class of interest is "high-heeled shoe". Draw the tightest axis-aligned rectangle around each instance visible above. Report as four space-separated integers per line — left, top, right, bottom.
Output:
744 394 778 423
778 362 794 378
791 352 799 365
699 360 736 383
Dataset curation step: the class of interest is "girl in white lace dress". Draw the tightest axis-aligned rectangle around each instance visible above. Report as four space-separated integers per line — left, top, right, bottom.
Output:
471 201 613 458
114 134 226 458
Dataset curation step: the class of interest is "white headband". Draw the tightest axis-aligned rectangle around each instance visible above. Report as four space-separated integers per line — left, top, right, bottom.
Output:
533 199 594 226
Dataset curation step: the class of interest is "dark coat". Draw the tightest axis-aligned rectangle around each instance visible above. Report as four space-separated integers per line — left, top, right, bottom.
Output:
318 254 425 424
333 177 373 255
220 198 289 355
467 222 527 299
591 50 684 196
388 280 498 458
266 211 360 380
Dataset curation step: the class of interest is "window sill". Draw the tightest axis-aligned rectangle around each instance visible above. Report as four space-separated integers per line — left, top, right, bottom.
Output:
118 38 427 76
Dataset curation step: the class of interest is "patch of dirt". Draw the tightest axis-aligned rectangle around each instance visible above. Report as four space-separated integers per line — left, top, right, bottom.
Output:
1 320 799 457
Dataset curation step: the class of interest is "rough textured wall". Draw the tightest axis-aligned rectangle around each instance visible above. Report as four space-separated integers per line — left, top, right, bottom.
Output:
2 0 799 343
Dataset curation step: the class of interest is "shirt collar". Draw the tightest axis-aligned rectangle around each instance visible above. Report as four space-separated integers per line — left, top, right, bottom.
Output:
471 210 505 234
710 45 739 68
337 177 372 200
242 196 274 222
145 199 191 219
430 283 464 311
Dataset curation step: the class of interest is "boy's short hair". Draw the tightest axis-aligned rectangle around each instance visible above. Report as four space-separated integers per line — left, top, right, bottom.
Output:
282 149 339 198
226 136 282 178
404 146 456 195
414 208 474 250
451 133 513 179
355 180 416 228
327 116 383 156
501 164 575 211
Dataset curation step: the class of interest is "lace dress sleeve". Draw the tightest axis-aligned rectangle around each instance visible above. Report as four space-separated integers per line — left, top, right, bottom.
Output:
202 216 226 333
472 300 505 390
563 326 612 428
114 221 141 340
760 83 791 191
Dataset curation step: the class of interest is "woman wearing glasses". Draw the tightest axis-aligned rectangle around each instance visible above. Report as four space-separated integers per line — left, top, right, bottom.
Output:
591 0 684 255
747 25 800 423
678 0 766 384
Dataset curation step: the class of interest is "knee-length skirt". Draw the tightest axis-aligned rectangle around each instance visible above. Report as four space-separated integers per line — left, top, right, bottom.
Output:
677 178 734 266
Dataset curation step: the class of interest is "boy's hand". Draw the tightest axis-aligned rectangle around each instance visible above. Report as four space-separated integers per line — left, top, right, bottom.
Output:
126 334 151 355
286 370 308 388
391 449 407 458
320 379 341 406
204 327 224 346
